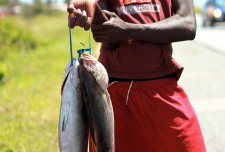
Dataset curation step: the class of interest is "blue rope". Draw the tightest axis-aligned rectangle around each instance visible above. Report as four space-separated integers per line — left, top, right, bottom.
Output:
89 29 91 56
68 23 73 66
77 29 91 60
69 23 92 64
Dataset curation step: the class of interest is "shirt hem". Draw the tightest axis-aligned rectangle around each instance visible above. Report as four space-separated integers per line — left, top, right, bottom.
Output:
107 64 183 81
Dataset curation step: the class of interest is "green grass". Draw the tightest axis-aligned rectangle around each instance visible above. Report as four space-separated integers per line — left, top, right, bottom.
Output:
0 12 99 152
194 6 202 14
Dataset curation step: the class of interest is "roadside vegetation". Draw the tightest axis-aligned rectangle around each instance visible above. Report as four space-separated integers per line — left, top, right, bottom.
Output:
195 6 202 14
0 10 98 152
0 1 202 151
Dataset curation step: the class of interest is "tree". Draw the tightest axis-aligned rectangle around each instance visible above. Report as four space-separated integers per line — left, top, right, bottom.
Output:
0 0 8 6
22 0 44 17
46 0 52 6
32 0 44 14
8 0 20 6
0 0 20 8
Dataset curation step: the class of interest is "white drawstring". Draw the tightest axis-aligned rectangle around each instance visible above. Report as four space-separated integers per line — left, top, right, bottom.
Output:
126 81 133 106
107 80 134 106
107 81 118 88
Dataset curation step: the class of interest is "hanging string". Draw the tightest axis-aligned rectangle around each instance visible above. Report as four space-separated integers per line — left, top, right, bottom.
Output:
68 23 73 66
69 23 92 63
77 29 92 59
89 29 91 56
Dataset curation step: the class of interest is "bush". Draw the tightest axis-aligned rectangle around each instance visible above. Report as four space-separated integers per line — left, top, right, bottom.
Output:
0 0 8 6
0 19 39 56
0 62 6 82
21 0 58 18
0 19 40 82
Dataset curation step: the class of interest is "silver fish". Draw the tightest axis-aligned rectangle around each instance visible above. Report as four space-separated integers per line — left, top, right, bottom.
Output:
58 59 88 152
79 54 115 152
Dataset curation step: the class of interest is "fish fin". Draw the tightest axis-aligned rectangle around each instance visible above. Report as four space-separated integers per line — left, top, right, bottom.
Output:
61 71 71 95
62 116 66 132
62 114 69 132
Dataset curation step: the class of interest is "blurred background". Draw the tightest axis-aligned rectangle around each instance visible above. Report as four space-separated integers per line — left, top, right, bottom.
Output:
0 0 224 152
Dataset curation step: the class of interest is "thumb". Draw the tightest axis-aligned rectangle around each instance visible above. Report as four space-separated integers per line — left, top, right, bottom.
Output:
67 7 78 15
67 3 78 14
67 1 77 14
102 10 117 19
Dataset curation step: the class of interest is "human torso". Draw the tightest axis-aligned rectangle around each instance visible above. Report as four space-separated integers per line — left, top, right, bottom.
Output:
98 0 183 80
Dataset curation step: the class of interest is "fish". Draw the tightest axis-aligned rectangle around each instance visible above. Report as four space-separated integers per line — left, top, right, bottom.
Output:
58 59 88 152
79 53 115 152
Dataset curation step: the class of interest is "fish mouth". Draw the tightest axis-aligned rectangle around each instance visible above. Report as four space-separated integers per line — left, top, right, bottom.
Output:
80 53 96 61
79 54 108 91
79 54 97 72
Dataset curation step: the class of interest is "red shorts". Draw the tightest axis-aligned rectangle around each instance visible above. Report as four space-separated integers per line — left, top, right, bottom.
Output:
89 78 206 152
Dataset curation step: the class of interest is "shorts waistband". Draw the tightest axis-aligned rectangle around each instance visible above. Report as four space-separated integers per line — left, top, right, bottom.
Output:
108 77 177 88
109 74 175 83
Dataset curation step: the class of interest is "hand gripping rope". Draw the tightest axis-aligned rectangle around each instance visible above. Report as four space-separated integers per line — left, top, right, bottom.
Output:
68 23 92 66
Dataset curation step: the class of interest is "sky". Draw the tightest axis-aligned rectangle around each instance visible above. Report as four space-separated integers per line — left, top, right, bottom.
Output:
194 0 208 6
19 0 65 4
19 0 208 6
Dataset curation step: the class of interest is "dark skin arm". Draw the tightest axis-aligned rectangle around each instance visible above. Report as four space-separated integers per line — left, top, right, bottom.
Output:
92 0 196 44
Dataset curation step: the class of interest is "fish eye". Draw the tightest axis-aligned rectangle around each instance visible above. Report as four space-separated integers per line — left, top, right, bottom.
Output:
91 69 95 74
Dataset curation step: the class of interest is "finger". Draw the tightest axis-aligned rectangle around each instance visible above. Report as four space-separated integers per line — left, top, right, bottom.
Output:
75 9 82 26
80 10 87 28
102 10 116 18
67 1 79 15
84 17 92 31
67 1 75 13
68 14 76 28
102 10 111 19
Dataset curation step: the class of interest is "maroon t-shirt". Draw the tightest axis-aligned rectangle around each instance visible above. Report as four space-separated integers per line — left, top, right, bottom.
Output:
98 0 183 80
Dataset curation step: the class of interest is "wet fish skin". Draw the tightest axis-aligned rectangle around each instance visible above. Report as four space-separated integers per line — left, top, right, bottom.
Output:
58 59 88 152
79 54 115 152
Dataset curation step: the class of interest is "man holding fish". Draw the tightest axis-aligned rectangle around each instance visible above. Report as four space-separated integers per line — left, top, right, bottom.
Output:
66 0 206 151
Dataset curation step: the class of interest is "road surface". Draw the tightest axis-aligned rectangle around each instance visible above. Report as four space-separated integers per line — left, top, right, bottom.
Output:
195 14 225 55
172 15 225 151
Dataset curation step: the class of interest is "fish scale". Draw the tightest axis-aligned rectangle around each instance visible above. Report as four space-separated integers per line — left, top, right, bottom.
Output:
58 59 89 152
79 54 115 152
58 57 115 152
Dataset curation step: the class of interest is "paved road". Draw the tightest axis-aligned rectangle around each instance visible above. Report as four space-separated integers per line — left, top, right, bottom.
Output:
195 14 225 55
173 34 225 151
